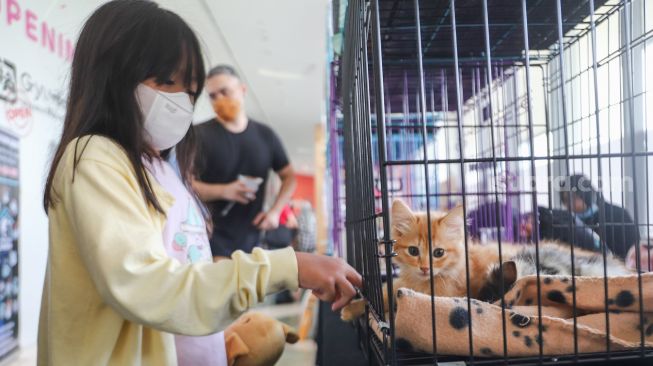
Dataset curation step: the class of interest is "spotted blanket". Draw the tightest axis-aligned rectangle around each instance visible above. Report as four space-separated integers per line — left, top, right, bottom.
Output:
381 273 653 357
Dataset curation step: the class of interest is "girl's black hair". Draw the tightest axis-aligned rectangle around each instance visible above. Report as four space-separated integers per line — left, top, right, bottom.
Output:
44 0 205 213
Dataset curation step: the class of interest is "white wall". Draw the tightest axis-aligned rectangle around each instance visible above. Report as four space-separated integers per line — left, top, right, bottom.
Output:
0 0 105 348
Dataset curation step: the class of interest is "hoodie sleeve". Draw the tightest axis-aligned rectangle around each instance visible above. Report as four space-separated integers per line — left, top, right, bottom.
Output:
60 138 298 335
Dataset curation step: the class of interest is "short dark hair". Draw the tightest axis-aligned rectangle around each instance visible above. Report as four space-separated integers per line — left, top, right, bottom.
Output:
207 64 240 79
559 174 599 206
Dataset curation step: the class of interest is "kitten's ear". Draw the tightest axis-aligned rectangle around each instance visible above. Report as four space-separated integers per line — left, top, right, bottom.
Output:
391 200 415 236
440 205 465 237
502 261 518 287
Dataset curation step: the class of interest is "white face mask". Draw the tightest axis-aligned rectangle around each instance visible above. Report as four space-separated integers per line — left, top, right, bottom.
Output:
136 83 193 151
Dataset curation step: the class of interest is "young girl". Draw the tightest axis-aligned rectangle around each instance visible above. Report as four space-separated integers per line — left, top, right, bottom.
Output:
38 1 361 365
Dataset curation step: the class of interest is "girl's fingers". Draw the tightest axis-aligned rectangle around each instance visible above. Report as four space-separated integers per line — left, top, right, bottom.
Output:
345 268 363 288
331 278 357 311
316 280 336 303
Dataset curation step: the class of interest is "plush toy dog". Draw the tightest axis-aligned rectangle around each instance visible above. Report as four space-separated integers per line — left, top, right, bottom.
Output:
224 312 299 366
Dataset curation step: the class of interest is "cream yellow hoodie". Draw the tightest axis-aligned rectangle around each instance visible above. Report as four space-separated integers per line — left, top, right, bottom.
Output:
38 136 298 365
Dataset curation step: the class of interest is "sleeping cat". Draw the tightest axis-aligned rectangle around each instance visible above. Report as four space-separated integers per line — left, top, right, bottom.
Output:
477 242 631 303
341 200 521 321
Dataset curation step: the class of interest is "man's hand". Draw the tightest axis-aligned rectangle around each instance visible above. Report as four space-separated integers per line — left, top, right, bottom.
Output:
222 180 256 204
253 210 280 230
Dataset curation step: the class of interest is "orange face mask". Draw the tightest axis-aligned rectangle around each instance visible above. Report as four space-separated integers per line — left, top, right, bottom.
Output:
213 97 240 122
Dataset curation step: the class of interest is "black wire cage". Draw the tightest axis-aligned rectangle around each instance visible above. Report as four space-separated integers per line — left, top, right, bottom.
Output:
339 0 653 365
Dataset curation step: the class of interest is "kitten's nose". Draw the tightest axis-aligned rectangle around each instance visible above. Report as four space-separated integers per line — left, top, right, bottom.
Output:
420 267 430 274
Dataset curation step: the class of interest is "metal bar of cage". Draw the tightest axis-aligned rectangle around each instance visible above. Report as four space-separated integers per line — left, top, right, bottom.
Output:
449 3 470 364
645 0 653 275
412 0 441 362
371 0 398 363
554 1 580 358
480 1 510 359
381 151 653 165
587 0 613 358
520 0 545 361
328 60 342 258
622 0 646 354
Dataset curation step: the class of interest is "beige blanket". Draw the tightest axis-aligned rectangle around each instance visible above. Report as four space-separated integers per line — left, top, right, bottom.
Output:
379 273 653 357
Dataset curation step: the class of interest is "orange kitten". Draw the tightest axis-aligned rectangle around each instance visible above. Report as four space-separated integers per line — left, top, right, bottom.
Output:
341 200 519 321
391 200 519 298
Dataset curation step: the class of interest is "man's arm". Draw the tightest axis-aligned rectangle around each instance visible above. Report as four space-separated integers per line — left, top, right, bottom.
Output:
191 180 224 202
253 165 297 230
269 165 297 216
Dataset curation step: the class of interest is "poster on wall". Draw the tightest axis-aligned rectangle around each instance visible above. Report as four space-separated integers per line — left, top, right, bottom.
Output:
0 0 85 350
0 129 18 360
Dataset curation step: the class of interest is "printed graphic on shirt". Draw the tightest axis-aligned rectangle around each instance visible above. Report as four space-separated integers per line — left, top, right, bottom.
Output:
172 200 210 264
173 232 187 251
187 245 203 263
182 200 206 234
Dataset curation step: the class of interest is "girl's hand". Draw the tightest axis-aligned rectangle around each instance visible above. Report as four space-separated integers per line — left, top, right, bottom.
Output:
295 252 362 311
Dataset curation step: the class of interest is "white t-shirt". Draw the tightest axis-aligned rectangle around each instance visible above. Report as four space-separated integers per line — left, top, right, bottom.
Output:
146 158 227 366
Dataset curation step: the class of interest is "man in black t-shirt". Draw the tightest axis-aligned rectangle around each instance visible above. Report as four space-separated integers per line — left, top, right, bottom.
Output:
559 174 640 259
193 65 297 259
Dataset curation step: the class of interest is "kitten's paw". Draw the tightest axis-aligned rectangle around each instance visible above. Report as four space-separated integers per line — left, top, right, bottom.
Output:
340 306 356 322
340 299 365 322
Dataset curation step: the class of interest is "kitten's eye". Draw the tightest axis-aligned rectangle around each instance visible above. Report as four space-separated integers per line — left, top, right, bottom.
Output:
433 248 445 258
407 246 420 256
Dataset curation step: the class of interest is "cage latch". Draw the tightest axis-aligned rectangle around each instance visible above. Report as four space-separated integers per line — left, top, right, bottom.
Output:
377 239 397 258
377 320 390 334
